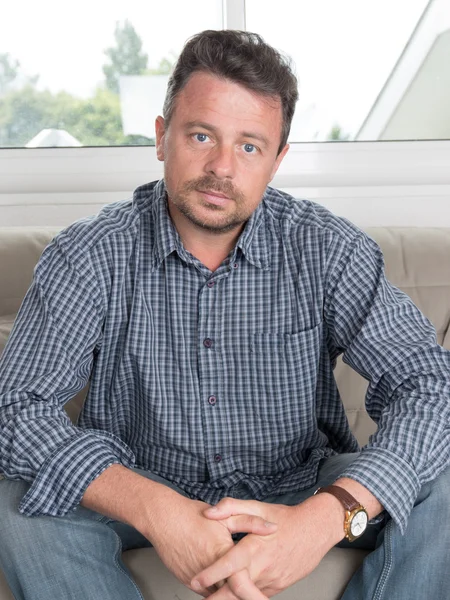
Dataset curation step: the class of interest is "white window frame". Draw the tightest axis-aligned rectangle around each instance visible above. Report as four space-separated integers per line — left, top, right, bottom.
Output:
1 0 450 227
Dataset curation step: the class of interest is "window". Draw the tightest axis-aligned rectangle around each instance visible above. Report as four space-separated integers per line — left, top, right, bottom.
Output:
1 0 450 229
4 1 449 147
247 0 450 142
0 0 222 148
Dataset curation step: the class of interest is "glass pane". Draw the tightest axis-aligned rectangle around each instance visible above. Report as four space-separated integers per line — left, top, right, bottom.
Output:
246 0 450 142
0 0 222 148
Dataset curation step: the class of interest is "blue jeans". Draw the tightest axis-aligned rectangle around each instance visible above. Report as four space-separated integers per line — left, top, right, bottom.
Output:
0 454 449 600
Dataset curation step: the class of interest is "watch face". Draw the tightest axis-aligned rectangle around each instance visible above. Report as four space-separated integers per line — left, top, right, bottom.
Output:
350 510 368 538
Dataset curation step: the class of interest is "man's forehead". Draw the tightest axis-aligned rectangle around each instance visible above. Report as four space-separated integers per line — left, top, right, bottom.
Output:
179 71 281 107
173 71 283 133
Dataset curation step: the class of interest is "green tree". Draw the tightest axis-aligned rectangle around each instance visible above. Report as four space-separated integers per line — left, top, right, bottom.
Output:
150 54 176 76
0 85 152 147
326 124 350 141
0 86 63 146
0 23 172 147
66 87 151 146
0 53 19 94
0 53 38 95
103 20 149 94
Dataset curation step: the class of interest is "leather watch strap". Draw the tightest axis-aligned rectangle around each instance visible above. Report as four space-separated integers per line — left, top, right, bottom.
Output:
315 484 360 511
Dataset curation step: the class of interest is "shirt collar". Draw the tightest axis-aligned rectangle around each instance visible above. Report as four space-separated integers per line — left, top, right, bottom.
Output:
235 198 271 270
135 179 271 271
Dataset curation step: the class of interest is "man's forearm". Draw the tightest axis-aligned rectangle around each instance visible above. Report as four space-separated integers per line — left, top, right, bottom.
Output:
81 463 180 539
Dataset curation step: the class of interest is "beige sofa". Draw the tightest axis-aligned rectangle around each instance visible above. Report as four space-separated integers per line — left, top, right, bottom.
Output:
1 225 449 600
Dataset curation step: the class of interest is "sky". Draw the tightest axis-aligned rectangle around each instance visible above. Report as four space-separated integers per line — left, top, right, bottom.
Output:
0 0 432 141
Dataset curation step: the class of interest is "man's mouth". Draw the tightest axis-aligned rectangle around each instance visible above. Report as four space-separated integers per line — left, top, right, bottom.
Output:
198 189 230 199
197 189 232 206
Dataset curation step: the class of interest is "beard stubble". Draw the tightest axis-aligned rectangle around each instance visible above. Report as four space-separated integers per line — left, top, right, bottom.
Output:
169 175 249 234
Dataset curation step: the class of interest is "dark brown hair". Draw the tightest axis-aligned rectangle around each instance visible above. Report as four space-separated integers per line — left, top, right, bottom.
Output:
163 30 298 154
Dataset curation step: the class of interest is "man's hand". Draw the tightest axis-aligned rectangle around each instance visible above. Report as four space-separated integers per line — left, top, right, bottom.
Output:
191 495 345 599
81 465 276 597
145 489 278 597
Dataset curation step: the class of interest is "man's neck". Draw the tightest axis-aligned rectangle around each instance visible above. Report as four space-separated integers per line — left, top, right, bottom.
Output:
183 237 236 271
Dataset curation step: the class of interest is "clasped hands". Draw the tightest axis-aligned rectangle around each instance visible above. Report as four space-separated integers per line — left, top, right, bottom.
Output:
189 496 337 599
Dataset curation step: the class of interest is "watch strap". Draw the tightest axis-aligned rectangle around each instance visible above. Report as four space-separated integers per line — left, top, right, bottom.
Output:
315 484 360 512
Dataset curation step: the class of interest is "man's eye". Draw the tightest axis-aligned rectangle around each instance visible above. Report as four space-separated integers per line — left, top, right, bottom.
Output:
194 133 209 143
243 143 257 154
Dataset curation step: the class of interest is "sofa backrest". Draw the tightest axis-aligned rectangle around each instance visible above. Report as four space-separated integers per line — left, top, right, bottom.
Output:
335 227 450 443
1 225 450 445
0 227 61 318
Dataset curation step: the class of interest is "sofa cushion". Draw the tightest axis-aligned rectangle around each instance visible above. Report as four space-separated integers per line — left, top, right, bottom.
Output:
367 227 450 349
0 314 15 357
123 546 368 600
0 569 13 600
0 227 60 318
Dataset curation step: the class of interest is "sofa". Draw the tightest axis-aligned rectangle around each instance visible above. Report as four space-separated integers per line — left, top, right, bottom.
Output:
1 225 449 600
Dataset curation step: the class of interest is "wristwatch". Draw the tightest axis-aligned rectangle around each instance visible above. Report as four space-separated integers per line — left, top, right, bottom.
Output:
314 484 368 542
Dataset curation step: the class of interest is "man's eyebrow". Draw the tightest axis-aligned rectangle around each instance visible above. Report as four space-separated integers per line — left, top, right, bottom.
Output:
240 131 270 148
184 121 217 133
184 121 270 148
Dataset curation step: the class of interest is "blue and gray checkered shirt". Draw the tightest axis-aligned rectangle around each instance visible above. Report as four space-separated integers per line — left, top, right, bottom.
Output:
1 180 449 533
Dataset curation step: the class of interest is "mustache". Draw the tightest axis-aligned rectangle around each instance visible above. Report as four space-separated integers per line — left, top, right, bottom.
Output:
182 176 244 202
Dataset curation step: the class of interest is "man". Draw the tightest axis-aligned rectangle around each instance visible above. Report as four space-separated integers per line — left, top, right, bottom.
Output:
0 29 449 600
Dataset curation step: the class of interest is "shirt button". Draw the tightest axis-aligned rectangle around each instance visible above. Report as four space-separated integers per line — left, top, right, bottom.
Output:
214 454 222 463
203 338 213 349
233 263 238 269
208 395 217 405
207 281 216 288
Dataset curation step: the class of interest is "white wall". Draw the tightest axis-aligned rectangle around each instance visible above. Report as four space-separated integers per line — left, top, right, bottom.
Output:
1 141 450 228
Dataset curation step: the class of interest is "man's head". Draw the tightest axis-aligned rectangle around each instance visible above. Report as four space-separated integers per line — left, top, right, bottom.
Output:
163 30 298 156
156 30 298 238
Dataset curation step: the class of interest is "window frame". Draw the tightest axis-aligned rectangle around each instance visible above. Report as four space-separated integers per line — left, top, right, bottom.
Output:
2 139 450 195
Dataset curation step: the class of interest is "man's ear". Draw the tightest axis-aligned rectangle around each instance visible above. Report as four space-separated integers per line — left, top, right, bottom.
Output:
155 116 166 161
269 144 290 182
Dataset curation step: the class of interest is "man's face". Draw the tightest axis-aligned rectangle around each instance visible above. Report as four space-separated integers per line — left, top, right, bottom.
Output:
155 71 289 235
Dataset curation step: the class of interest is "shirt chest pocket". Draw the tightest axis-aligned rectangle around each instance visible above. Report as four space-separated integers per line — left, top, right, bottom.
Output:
246 323 323 441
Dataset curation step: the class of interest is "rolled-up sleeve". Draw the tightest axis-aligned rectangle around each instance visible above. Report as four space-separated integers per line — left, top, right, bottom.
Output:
0 234 135 517
324 231 450 533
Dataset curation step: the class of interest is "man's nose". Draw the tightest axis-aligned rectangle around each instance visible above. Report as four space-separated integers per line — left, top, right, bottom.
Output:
204 144 236 179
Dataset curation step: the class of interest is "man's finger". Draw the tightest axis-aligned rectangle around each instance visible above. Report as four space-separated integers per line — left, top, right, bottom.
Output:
192 543 250 591
227 570 269 600
204 571 268 600
201 581 239 600
205 498 264 520
224 514 276 536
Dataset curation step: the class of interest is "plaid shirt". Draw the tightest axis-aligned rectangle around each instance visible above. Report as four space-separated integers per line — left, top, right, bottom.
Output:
1 180 449 533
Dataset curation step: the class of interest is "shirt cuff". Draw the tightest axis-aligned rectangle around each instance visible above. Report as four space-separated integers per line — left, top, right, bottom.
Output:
337 447 421 534
18 430 135 517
